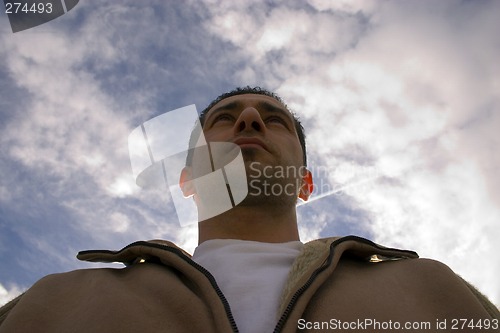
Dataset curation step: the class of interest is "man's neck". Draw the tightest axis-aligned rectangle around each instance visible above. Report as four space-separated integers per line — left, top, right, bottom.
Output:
197 204 300 244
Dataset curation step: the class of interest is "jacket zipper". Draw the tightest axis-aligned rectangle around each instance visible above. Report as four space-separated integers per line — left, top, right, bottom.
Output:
272 235 416 333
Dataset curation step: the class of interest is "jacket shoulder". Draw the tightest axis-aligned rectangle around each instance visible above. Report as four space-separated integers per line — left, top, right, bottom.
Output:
0 269 110 329
387 258 500 319
338 257 499 319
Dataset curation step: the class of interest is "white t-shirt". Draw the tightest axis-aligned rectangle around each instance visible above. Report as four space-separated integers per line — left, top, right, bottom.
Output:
192 239 303 333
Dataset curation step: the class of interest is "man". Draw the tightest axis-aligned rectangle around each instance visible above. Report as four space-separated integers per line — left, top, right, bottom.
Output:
1 87 499 332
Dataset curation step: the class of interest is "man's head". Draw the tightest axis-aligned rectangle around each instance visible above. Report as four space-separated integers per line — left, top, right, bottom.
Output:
181 86 313 211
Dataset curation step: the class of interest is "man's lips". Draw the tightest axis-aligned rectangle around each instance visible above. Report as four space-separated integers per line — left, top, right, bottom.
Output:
233 137 268 151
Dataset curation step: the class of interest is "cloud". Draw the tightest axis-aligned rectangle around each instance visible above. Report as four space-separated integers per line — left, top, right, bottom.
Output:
0 283 23 306
1 27 138 234
293 1 500 305
0 3 201 295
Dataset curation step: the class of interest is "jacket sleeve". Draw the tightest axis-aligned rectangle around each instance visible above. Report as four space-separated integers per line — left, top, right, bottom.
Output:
0 294 23 327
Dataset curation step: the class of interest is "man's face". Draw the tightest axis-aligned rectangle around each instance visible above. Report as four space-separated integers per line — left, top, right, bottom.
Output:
201 94 304 172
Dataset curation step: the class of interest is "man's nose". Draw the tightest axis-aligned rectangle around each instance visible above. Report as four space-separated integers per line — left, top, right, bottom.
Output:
234 107 266 134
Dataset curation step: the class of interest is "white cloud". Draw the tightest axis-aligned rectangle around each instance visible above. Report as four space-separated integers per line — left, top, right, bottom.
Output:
175 223 199 254
204 2 366 73
108 212 132 233
363 161 500 307
106 174 138 198
0 283 23 306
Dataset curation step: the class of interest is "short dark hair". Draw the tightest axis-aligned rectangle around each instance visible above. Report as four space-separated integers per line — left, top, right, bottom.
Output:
186 86 307 166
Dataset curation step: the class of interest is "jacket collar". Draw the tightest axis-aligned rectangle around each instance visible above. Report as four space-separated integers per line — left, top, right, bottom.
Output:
77 235 417 266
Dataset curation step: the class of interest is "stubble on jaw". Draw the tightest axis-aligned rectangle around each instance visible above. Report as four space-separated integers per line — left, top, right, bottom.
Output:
239 157 303 208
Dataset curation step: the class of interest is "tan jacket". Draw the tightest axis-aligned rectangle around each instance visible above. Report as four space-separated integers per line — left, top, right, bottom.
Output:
1 236 499 332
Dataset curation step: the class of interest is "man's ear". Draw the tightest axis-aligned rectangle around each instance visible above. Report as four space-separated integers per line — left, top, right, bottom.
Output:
298 169 313 201
179 167 195 198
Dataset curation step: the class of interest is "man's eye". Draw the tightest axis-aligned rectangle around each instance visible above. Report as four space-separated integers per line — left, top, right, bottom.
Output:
266 116 287 126
213 114 234 123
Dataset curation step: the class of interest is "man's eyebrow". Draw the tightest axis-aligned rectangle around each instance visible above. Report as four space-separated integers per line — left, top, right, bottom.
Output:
206 101 242 120
256 101 293 120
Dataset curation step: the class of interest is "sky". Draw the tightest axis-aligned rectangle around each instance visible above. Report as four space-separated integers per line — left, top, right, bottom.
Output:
0 0 499 308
